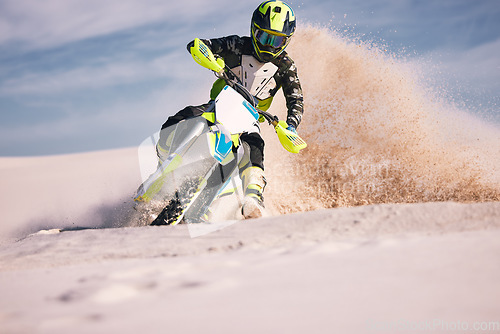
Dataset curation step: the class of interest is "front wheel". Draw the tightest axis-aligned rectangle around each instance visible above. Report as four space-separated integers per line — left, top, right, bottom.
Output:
150 177 200 225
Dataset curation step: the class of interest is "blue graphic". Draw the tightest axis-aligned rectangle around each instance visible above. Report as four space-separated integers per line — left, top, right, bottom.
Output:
242 100 260 120
214 131 232 163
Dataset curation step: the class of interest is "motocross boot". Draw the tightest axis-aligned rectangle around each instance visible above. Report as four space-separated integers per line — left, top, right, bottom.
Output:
241 166 266 219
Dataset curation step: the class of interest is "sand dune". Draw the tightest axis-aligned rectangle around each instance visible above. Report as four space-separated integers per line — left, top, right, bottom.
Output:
1 146 499 333
1 201 499 270
1 201 499 333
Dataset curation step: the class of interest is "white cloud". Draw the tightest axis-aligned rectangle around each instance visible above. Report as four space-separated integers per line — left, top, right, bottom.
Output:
420 37 500 95
0 79 212 155
0 0 248 50
0 50 202 95
443 39 500 82
2 61 153 95
0 0 253 96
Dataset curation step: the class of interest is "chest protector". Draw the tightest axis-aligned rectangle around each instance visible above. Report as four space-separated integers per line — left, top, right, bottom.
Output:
231 55 278 108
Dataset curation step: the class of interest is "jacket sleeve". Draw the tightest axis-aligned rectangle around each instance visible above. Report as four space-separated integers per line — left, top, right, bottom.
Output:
186 36 243 58
280 55 304 129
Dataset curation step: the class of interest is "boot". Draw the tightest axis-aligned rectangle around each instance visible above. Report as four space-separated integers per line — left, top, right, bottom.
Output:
241 167 266 219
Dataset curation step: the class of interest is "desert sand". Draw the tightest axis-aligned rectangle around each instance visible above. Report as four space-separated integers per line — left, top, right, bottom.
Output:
1 147 499 334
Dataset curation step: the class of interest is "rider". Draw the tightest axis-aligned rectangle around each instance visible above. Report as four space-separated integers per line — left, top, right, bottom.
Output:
156 0 304 219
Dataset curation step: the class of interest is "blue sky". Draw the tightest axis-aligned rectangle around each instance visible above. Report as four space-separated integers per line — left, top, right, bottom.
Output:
0 0 498 156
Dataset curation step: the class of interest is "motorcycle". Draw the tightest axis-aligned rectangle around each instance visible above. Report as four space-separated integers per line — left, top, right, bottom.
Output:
134 38 307 226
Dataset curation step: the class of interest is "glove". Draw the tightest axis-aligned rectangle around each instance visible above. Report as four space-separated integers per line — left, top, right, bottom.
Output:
258 114 266 123
286 124 297 134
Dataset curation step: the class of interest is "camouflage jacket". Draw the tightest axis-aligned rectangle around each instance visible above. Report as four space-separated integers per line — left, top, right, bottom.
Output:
188 35 304 128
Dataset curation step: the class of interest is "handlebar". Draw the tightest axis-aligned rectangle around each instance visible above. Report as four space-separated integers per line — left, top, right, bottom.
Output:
190 38 305 153
215 65 279 126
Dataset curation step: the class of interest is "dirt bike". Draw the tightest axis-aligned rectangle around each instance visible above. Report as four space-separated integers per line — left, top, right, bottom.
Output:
134 38 307 226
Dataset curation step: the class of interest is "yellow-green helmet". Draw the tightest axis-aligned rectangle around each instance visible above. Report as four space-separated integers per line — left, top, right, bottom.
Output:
251 1 296 62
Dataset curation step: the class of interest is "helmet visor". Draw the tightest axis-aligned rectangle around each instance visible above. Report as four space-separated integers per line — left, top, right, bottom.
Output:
254 28 288 48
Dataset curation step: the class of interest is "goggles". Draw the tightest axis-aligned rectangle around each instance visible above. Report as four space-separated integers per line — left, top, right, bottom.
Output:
254 28 288 49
